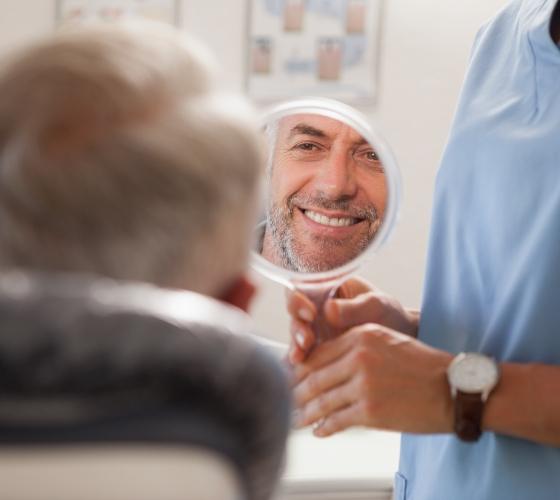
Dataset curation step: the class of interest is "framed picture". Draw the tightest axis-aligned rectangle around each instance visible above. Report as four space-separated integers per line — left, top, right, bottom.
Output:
56 0 180 27
246 0 383 104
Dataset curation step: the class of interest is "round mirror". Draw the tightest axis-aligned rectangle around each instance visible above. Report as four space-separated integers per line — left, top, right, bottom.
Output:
251 98 401 341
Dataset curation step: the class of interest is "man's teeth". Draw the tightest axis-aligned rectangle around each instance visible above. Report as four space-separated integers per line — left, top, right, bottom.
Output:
304 210 356 227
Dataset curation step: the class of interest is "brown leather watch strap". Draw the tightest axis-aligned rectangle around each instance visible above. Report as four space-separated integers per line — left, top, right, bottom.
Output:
454 390 484 442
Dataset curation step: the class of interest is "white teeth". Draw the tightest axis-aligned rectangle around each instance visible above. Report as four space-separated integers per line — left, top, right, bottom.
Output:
304 210 356 227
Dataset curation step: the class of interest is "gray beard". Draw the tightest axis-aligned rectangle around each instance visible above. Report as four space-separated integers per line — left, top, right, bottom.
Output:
266 195 379 273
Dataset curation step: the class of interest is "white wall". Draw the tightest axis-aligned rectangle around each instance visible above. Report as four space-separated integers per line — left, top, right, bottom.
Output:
0 0 507 342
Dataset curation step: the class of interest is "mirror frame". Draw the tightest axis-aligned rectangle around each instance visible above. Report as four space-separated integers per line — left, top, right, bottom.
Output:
251 97 402 287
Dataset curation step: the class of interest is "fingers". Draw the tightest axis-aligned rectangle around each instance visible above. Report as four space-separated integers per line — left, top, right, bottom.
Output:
336 277 377 299
292 325 380 435
286 289 317 363
294 352 371 428
312 402 366 437
288 319 315 364
286 289 316 323
293 347 357 407
325 291 388 329
294 378 357 429
286 279 388 365
291 330 358 384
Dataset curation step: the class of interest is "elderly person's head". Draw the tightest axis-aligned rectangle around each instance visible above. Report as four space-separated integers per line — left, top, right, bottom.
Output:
0 23 262 306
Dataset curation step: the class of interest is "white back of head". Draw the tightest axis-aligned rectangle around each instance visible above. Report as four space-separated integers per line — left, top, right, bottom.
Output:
0 23 262 297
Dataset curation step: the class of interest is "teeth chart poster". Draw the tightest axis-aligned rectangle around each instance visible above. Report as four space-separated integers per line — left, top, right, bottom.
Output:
247 0 383 103
57 0 179 26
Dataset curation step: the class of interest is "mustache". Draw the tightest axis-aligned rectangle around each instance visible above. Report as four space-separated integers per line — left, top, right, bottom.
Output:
286 193 378 222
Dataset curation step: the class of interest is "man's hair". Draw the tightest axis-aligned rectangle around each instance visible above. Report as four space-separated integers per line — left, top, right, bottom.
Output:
0 23 262 296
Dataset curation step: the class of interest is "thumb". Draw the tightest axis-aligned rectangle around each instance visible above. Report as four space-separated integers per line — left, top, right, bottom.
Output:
325 291 387 329
335 277 378 299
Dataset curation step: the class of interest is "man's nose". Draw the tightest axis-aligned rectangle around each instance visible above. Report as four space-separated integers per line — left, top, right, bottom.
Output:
313 148 357 199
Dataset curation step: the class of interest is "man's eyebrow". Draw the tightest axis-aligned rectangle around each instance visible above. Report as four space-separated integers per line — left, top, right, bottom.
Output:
287 123 369 147
287 123 328 139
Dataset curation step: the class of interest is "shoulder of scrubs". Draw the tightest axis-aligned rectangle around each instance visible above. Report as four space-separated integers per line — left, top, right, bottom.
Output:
398 1 560 499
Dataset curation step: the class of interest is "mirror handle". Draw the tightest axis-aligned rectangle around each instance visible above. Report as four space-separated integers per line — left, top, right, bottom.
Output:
295 283 340 346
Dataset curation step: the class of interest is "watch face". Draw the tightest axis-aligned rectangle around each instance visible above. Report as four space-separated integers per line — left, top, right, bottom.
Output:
448 354 499 393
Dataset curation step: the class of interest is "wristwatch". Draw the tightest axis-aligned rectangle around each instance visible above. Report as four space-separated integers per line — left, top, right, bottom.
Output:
446 352 500 442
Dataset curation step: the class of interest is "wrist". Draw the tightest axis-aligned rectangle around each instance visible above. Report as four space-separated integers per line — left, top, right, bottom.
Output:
447 353 500 441
481 362 560 446
413 347 453 433
481 362 533 433
436 352 454 432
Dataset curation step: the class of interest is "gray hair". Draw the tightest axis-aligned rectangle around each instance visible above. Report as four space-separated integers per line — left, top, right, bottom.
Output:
0 22 263 296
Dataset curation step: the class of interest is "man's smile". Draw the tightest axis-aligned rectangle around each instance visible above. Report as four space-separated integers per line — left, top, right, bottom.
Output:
291 205 370 238
301 208 361 227
264 194 383 272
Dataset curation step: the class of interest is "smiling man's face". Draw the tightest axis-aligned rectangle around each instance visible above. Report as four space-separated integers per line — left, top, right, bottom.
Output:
262 114 388 272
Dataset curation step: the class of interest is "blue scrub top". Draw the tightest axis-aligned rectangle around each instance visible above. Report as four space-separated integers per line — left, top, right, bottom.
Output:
396 1 560 499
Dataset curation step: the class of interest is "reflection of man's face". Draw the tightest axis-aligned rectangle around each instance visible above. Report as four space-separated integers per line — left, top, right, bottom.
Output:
264 114 388 272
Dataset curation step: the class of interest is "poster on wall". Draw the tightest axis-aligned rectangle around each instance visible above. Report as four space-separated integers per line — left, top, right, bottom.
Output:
56 0 180 26
247 0 383 103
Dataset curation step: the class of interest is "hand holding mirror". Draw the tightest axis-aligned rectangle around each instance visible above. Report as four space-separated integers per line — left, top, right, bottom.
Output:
252 98 401 345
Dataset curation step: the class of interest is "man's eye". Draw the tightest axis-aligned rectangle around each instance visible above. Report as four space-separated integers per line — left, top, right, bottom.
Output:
354 148 384 172
358 149 379 162
295 142 320 151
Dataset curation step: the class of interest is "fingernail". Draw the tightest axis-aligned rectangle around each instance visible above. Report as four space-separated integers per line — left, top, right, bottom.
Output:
312 418 329 437
312 417 325 433
295 330 306 348
313 426 328 437
298 307 313 322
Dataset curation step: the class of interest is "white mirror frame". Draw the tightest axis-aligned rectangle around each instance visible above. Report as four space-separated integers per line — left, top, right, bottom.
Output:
251 97 402 288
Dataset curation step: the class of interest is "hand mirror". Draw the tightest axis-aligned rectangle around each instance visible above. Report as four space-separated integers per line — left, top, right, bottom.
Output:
252 97 401 343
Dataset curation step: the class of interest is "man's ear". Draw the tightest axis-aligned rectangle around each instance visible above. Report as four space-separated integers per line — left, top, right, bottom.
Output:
219 275 257 312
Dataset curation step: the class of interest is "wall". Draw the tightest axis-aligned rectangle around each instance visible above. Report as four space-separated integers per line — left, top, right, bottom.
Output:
0 0 507 342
